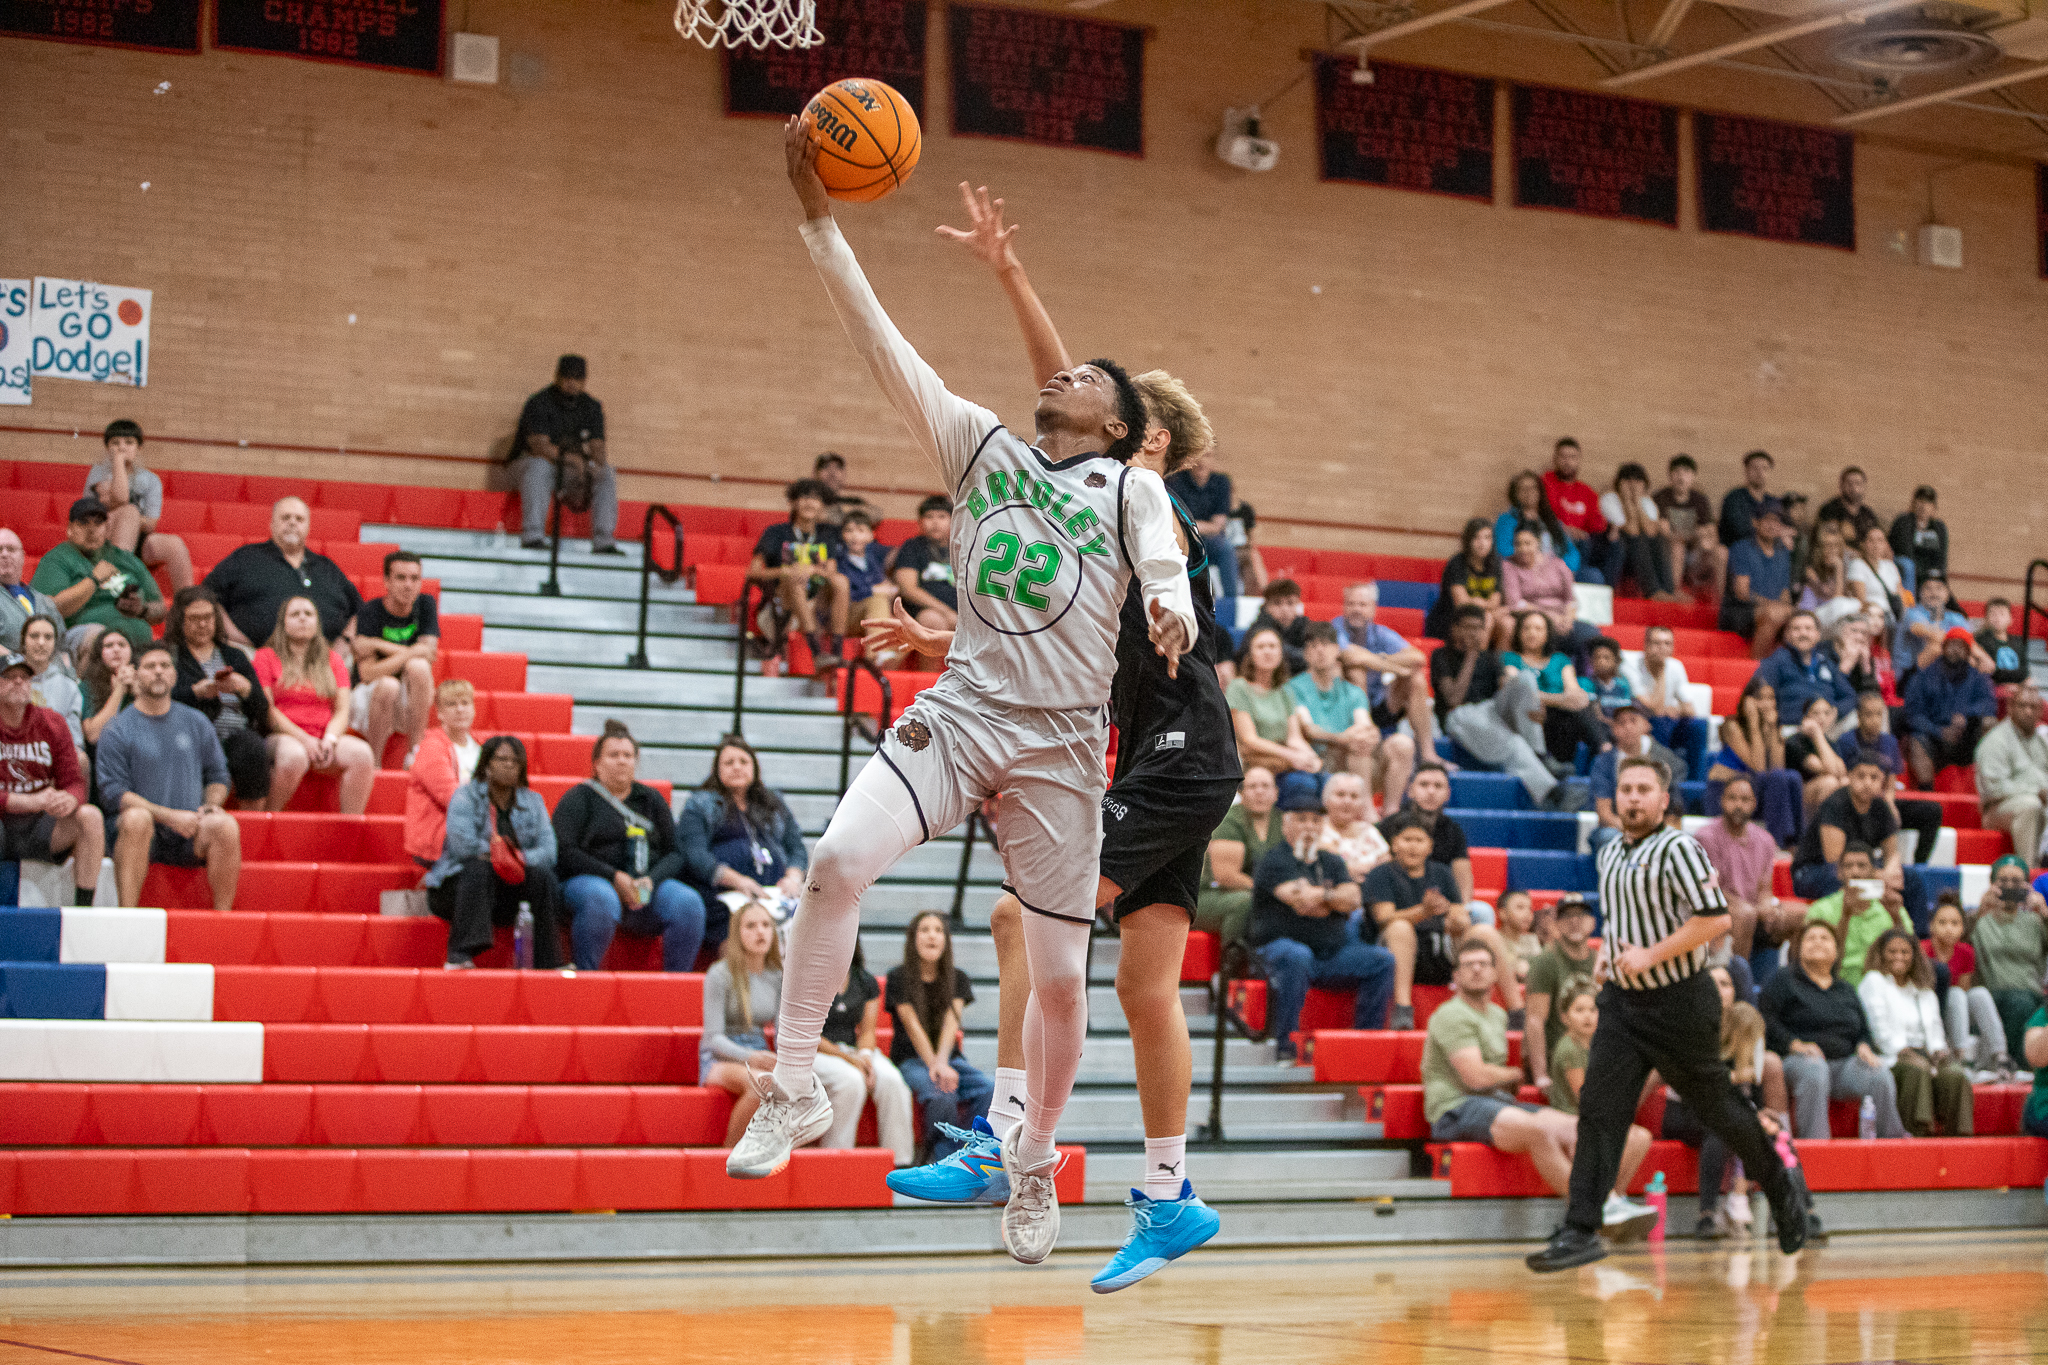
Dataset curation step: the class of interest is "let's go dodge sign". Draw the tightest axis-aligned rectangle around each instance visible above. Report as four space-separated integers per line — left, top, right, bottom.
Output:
31 278 151 387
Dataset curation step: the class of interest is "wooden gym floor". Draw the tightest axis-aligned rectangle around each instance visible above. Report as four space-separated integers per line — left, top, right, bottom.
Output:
1 1229 2043 1364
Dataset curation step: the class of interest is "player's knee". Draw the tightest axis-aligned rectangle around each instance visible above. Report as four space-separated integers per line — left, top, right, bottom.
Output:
1625 1123 1650 1152
989 894 1021 936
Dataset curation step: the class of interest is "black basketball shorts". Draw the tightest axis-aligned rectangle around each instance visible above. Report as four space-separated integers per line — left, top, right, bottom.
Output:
1098 776 1241 923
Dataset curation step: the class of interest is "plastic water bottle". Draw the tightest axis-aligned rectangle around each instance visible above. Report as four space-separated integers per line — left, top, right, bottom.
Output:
1645 1170 1667 1243
492 520 508 551
514 901 534 969
1858 1094 1877 1140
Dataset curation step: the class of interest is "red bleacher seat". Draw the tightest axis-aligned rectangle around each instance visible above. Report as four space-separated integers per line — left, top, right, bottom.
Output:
159 470 244 501
240 475 307 507
457 490 515 531
208 502 273 538
1181 931 1219 982
693 563 747 605
1955 828 2012 861
316 480 397 522
1934 765 1979 795
478 693 571 732
1312 1029 1522 1083
153 498 208 533
437 650 527 692
320 541 398 577
16 462 91 494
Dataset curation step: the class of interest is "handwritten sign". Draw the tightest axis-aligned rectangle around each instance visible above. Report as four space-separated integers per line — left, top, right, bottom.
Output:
1696 112 1853 250
214 0 443 76
0 281 28 406
726 0 926 118
0 0 200 52
1512 84 1678 227
949 3 1144 157
1314 55 1493 202
31 279 150 388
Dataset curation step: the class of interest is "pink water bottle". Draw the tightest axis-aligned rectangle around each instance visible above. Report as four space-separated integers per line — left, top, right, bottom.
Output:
1645 1170 1668 1243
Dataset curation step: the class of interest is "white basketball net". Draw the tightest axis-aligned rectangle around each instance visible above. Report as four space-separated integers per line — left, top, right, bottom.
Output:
674 0 822 49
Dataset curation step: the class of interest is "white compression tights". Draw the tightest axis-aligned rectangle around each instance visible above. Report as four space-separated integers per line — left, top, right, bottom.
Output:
1017 909 1092 1169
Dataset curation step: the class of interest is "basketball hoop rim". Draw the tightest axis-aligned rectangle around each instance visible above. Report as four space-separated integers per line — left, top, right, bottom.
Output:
673 0 824 50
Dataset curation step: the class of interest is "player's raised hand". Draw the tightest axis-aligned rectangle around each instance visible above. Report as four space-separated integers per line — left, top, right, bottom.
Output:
1148 599 1188 679
935 182 1020 271
784 115 834 222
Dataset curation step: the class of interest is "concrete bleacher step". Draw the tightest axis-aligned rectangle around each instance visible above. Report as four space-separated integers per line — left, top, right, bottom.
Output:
579 705 849 752
1080 1148 1433 1205
446 592 729 640
954 985 1211 1036
524 663 815 709
1056 1088 1362 1146
490 625 747 673
860 931 1125 985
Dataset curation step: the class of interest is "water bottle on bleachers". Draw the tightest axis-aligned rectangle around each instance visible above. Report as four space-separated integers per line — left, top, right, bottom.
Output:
514 902 534 969
1858 1095 1877 1140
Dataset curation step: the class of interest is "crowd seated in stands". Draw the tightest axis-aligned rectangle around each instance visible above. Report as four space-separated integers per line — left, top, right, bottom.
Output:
1859 927 1974 1135
351 550 439 768
1165 445 1240 625
1581 637 1630 718
1524 893 1598 1092
1502 530 1598 662
1331 580 1432 777
1427 518 1509 649
1195 766 1278 948
1504 609 1609 769
1248 579 1311 676
889 494 957 671
1784 696 1848 817
1851 523 1905 626
1544 980 1599 1112
1889 483 1946 588
1370 810 1521 1030
1792 757 1928 927
163 586 271 806
77 626 133 751
812 450 879 530
1923 893 2013 1080
254 596 377 815
1977 598 2029 696
1229 624 1321 803
0 648 102 906
19 615 83 761
88 420 193 594
1802 843 1912 987
34 496 164 654
1696 776 1797 982
1756 611 1858 728
1818 465 1883 546
1836 690 1942 865
1315 771 1389 881
1600 462 1679 602
1589 703 1684 854
1977 686 2048 868
1654 454 1722 597
423 733 563 970
555 720 707 973
1760 917 1908 1140
833 511 895 645
405 679 481 873
677 734 807 956
1903 628 1997 789
1381 762 1488 920
1290 626 1388 815
820 941 915 1165
1541 439 1615 587
1494 888 1541 985
1710 679 1802 847
97 642 240 911
748 478 851 673
1251 785 1390 1059
706 901 826 1146
1430 605 1569 810
203 496 361 650
510 353 619 554
1720 496 1793 658
1798 526 1861 633
1498 469 1582 583
1619 624 1710 782
1690 968 1783 1238
887 912 993 1161
1972 856 2048 1061
1895 570 1973 687
0 528 63 653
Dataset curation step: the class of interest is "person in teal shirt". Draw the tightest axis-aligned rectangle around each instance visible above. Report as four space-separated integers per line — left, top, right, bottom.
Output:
1502 609 1609 766
1287 623 1386 797
29 497 164 653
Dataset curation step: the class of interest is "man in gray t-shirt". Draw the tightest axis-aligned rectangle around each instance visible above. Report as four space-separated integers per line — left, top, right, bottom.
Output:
95 642 240 909
87 419 193 592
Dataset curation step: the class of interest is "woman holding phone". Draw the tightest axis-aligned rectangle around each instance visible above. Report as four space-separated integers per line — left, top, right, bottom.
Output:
1971 855 2048 1060
165 586 272 804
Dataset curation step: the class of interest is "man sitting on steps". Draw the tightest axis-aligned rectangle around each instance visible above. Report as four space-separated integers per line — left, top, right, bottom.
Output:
0 650 103 906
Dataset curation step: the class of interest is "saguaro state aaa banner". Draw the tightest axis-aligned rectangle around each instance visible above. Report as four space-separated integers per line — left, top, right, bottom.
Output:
0 0 200 52
949 3 1145 157
1512 84 1679 227
214 0 444 75
1697 112 1853 250
726 0 927 118
1314 54 1493 202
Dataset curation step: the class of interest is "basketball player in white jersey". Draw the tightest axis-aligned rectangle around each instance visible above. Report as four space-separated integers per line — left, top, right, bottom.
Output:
729 119 1197 1268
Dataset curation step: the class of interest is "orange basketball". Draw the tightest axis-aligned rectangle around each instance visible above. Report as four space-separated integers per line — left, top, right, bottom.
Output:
801 77 921 203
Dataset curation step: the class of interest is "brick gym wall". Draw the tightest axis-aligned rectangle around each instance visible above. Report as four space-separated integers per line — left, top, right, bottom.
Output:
1 0 2042 580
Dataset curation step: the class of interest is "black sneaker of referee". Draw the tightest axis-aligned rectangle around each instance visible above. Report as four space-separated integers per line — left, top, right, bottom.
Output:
1525 1225 1606 1273
1763 1172 1810 1256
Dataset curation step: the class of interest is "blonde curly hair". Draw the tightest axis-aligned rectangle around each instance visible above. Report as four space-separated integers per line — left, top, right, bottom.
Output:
1132 369 1214 476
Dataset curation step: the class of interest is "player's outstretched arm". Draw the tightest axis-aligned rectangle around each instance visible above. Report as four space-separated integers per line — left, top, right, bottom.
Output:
1122 469 1196 677
786 117 992 489
863 598 955 659
936 182 1072 390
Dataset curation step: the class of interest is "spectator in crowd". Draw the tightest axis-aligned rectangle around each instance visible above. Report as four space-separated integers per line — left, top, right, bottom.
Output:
1431 605 1569 809
1380 762 1489 919
351 551 439 768
1827 613 1904 721
1497 471 1583 581
1696 775 1795 981
677 734 808 954
1588 703 1685 853
1428 518 1510 648
1888 486 1947 595
32 497 163 653
1251 785 1393 1058
749 477 850 672
1290 624 1399 815
1248 579 1312 675
1798 527 1863 633
1317 771 1391 880
1622 625 1711 782
832 511 896 646
1859 928 1972 1135
887 912 994 1160
1894 570 1972 685
203 497 362 650
1369 810 1522 1030
1760 917 1907 1140
0 649 102 906
1230 498 1271 601
1756 611 1857 727
404 679 482 874
1545 981 1600 1112
95 642 240 911
1525 894 1599 1093
509 354 619 553
1717 450 1780 550
1229 625 1322 802
163 586 271 805
1582 637 1632 719
422 734 562 970
2024 1003 2048 1139
1504 610 1609 769
1848 524 1905 626
1165 446 1240 626
1692 976 1787 1238
78 627 134 748
1791 756 1926 918
1654 454 1722 597
1817 466 1882 546
1543 437 1619 586
1784 696 1849 816
1195 766 1281 947
1721 498 1794 659
1802 843 1912 987
1333 581 1432 771
253 597 377 815
1501 529 1595 660
810 451 880 531
1972 856 2048 1059
1923 894 2012 1080
555 720 707 973
0 528 64 654
1835 690 1942 865
1782 491 1819 587
889 494 957 667
1976 685 2048 868
1903 629 1997 788
1424 937 1656 1231
1494 887 1543 983
819 941 915 1164
18 616 83 759
1977 598 2030 696
87 420 193 593
1600 462 1680 601
1709 678 1804 848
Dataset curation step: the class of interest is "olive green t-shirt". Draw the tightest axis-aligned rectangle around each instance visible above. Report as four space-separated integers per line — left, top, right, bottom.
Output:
1421 994 1509 1124
1548 1034 1590 1114
2023 1004 2048 1134
1526 940 1599 1061
30 539 160 650
1972 910 2048 995
1224 677 1294 746
1201 802 1282 889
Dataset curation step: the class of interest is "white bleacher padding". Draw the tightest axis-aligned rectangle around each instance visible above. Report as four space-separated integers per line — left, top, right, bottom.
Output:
1576 811 1598 854
102 963 213 1021
14 856 117 908
1928 827 1958 868
0 1019 263 1082
59 907 169 964
1573 583 1613 627
1236 597 1263 631
1680 815 1712 836
1960 865 1991 905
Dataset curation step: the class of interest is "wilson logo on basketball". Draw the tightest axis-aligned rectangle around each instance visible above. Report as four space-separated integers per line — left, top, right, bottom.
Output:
812 107 860 153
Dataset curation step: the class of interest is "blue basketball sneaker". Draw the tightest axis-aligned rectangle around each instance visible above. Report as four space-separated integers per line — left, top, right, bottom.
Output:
885 1117 1009 1205
1089 1180 1220 1294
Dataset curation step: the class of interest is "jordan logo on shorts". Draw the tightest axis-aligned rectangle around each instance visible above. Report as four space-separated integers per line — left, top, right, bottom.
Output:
895 718 932 752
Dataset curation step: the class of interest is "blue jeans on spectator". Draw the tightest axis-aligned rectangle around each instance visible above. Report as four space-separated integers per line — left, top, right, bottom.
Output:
898 1052 994 1159
1203 533 1241 633
564 874 707 971
1651 716 1711 790
1258 922 1396 1057
1790 862 1932 935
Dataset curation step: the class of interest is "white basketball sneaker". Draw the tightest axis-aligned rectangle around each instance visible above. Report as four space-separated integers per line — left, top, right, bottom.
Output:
999 1121 1065 1265
725 1070 833 1179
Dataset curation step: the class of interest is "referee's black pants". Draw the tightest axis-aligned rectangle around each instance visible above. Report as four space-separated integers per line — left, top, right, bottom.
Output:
1566 972 1786 1235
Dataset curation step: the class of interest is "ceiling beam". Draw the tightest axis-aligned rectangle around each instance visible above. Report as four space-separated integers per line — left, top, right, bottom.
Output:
1339 0 1525 51
1642 0 1698 52
1837 61 2048 123
1602 0 1924 89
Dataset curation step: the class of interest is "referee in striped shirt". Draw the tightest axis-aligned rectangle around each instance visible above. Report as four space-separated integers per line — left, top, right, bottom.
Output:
1528 753 1811 1271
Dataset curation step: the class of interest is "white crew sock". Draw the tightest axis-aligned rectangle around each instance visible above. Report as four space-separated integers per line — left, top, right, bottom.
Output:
1143 1134 1188 1201
988 1067 1030 1140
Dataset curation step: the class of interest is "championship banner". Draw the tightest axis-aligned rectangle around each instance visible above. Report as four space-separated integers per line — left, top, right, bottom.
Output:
1512 84 1679 227
214 0 444 76
31 279 150 388
0 281 29 406
1313 54 1493 203
948 3 1144 157
1696 112 1853 250
0 0 200 53
726 0 927 118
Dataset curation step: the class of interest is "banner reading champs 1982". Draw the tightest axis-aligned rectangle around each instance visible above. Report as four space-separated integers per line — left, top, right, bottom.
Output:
0 0 199 52
948 3 1144 157
725 0 927 118
1697 112 1853 250
1512 83 1679 227
1313 54 1493 202
214 0 443 76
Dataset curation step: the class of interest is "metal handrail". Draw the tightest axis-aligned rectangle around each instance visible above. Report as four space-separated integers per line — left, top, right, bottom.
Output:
837 656 893 794
730 577 766 735
2022 559 2048 663
626 505 682 670
538 481 565 598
